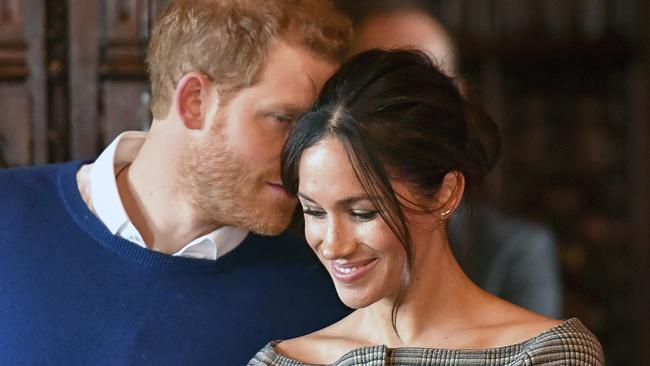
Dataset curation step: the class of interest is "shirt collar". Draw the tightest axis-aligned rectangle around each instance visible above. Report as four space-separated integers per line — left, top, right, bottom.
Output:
88 131 248 260
89 131 144 236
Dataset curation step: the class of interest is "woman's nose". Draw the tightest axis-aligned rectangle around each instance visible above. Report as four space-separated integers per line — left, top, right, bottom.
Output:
320 219 357 259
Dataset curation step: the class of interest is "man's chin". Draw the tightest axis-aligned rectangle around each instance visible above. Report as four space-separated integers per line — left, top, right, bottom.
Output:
246 218 292 236
243 206 295 236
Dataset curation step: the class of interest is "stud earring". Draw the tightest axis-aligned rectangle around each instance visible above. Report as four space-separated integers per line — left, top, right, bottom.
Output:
440 208 453 223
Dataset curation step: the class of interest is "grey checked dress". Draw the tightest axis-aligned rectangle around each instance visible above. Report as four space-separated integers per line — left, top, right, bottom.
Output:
248 318 604 365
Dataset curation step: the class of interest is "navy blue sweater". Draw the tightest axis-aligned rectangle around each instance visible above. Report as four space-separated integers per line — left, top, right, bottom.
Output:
0 162 349 365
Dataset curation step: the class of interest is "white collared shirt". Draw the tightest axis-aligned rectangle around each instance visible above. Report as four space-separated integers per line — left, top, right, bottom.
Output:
76 131 248 260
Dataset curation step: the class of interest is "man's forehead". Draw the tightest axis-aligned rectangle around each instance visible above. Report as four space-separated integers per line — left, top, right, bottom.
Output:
245 43 335 100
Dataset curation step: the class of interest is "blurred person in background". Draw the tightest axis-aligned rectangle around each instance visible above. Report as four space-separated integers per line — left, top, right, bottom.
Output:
351 6 563 318
0 0 352 364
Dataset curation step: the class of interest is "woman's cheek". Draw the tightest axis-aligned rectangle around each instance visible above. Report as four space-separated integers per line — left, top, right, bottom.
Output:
304 219 323 252
356 220 401 253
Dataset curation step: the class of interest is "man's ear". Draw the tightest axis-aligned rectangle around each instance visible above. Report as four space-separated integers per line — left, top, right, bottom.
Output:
435 171 465 220
175 72 215 130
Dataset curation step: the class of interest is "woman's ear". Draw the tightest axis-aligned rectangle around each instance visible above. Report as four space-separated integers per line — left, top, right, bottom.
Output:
174 72 216 130
435 171 465 221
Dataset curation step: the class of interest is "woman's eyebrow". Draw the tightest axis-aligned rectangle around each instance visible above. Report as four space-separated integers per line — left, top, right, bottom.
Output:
298 192 374 207
337 195 374 207
297 192 318 204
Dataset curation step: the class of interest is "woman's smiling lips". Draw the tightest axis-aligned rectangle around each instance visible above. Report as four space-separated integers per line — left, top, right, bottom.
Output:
330 258 378 283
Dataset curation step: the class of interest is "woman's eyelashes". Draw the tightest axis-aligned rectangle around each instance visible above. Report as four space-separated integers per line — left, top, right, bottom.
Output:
303 207 326 219
350 210 378 222
271 113 293 124
301 206 378 222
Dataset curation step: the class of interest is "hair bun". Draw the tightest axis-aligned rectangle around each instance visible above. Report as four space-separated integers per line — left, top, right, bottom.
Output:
463 101 501 183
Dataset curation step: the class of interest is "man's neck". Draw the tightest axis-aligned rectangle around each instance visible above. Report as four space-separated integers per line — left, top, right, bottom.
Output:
118 129 220 255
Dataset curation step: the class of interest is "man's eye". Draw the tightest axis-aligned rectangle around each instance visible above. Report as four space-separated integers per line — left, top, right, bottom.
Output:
351 210 377 222
272 114 293 124
303 208 326 219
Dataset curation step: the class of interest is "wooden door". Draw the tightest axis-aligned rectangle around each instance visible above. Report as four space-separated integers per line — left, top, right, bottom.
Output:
0 0 46 166
0 0 168 167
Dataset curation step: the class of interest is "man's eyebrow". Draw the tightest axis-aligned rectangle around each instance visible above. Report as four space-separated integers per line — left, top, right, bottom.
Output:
258 102 308 115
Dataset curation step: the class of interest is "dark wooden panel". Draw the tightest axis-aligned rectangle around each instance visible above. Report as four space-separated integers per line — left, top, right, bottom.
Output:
67 0 168 159
68 0 100 159
0 0 27 79
25 0 46 164
102 81 150 144
0 0 33 167
98 1 160 147
0 0 24 40
633 3 650 361
101 0 148 78
149 0 170 28
0 138 6 167
628 60 650 364
46 0 70 163
0 82 30 166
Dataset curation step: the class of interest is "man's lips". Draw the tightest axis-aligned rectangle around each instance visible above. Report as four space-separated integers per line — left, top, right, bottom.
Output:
267 182 292 197
330 258 378 284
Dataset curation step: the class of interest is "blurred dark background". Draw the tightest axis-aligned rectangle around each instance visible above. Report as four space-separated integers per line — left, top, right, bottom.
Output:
0 1 648 364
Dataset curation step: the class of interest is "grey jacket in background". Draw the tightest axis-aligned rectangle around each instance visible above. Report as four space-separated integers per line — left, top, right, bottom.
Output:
448 203 563 318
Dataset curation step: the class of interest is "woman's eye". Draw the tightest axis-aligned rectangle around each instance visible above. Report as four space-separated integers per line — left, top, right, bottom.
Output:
303 208 326 219
351 210 378 222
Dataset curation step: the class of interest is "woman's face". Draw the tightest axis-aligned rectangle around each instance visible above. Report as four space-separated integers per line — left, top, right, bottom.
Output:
297 138 408 308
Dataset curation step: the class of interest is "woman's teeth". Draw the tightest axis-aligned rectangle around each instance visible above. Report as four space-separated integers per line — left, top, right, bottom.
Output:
338 266 359 274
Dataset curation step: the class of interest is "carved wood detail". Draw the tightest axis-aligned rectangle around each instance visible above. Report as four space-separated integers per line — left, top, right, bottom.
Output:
0 0 26 79
101 0 152 79
66 0 170 160
0 0 44 166
0 43 26 79
0 0 23 38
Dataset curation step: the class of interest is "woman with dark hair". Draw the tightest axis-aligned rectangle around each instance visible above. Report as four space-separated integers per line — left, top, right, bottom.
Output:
249 50 603 366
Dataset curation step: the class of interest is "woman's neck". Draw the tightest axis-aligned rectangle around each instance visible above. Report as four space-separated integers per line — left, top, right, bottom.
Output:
356 235 486 348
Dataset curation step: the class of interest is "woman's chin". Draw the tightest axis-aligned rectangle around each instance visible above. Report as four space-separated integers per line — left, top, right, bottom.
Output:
335 287 382 309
